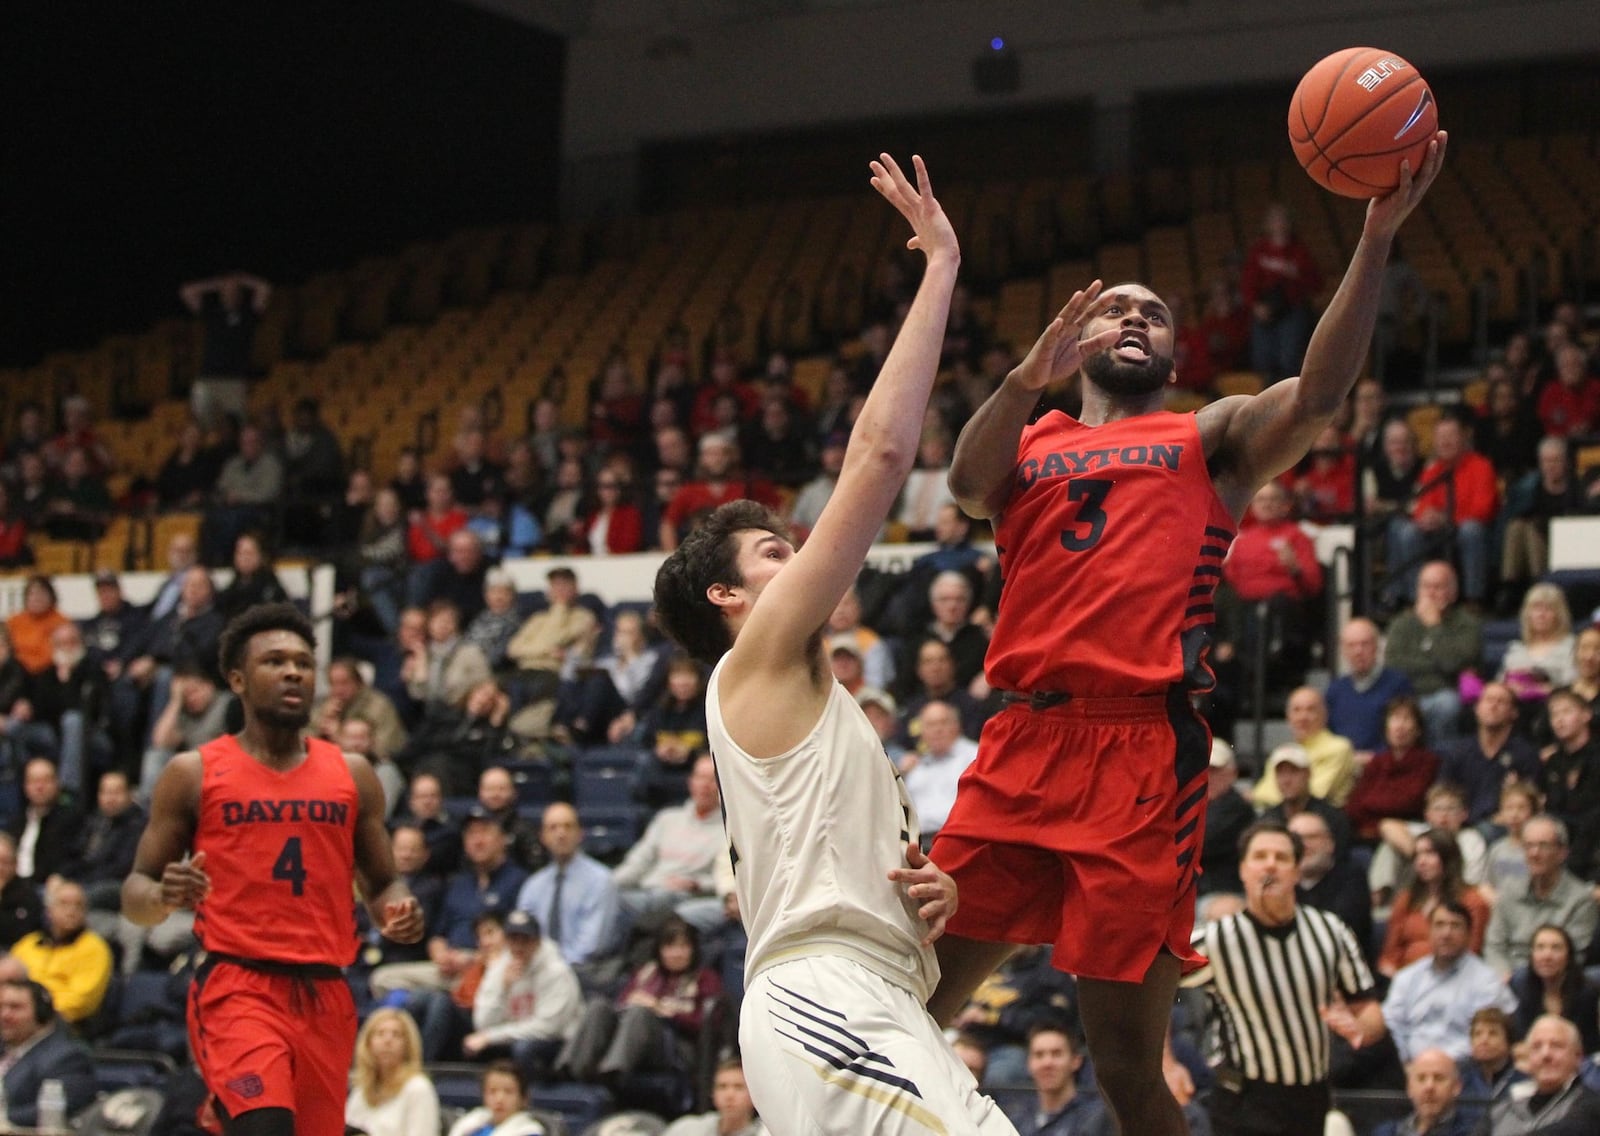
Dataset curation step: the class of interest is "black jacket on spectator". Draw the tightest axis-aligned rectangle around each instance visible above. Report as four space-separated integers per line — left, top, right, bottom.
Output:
1299 861 1376 962
27 657 111 735
0 658 28 715
1 1022 97 1127
398 708 521 797
359 869 443 967
6 802 86 884
1200 789 1255 896
1509 968 1600 1054
1540 737 1600 881
390 812 461 880
78 604 150 668
77 802 146 888
1260 797 1356 864
217 570 290 620
129 605 226 683
0 876 42 948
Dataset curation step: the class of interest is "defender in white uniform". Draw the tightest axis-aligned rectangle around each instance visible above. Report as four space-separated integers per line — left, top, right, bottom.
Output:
654 155 1014 1136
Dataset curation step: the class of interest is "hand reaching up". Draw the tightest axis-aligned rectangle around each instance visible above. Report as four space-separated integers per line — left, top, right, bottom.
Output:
870 154 959 267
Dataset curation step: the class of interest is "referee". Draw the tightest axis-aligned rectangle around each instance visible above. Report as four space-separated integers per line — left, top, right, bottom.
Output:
1187 820 1387 1136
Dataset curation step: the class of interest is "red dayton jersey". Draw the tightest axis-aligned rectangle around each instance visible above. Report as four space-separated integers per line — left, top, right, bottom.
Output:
986 411 1236 697
193 736 360 966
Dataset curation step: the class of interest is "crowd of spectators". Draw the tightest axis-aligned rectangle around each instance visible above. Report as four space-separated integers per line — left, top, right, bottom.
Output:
0 214 1598 1133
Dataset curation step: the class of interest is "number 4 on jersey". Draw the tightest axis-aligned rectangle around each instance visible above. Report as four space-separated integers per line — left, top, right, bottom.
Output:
1059 478 1112 551
272 837 308 896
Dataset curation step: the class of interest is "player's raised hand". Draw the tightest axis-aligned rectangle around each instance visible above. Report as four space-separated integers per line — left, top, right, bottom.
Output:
888 841 959 946
869 154 959 265
160 851 210 913
380 896 425 944
1009 281 1123 393
1364 130 1447 240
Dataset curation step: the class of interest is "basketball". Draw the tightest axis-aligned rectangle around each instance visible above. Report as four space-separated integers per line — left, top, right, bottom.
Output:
1288 47 1437 198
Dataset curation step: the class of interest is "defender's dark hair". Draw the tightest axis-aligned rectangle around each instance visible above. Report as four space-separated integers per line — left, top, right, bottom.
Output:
218 602 316 677
653 500 790 666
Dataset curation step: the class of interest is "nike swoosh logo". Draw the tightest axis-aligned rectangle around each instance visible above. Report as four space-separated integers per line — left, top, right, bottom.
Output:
1135 793 1160 805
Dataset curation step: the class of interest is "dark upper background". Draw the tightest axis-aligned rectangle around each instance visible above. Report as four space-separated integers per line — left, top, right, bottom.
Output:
0 0 564 367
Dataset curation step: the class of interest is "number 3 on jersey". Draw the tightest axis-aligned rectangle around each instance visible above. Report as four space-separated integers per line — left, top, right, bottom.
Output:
1059 478 1112 551
272 836 308 896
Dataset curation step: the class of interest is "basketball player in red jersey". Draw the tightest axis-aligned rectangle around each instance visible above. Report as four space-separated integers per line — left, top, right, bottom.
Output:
926 134 1447 1135
123 603 424 1136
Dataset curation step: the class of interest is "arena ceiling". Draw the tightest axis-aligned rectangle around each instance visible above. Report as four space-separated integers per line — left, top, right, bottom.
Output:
456 0 937 40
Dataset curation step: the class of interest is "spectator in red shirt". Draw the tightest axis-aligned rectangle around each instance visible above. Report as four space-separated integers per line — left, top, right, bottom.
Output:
1387 414 1500 605
574 473 644 555
407 474 470 565
0 484 33 569
42 396 114 477
1199 277 1251 378
1241 204 1323 383
657 432 776 551
1343 695 1442 840
1218 481 1324 687
688 355 759 437
1536 344 1600 439
1293 425 1357 523
1168 293 1217 394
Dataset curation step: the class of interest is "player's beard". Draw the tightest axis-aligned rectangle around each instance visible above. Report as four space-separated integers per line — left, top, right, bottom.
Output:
1082 346 1174 398
257 701 312 731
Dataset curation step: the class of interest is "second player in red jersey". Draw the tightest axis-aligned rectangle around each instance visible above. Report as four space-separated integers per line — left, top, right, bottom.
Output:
124 603 423 1136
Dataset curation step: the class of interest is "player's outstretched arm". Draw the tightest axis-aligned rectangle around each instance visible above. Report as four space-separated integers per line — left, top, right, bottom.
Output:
1201 132 1447 509
949 282 1121 518
732 154 959 670
122 752 205 927
347 753 424 943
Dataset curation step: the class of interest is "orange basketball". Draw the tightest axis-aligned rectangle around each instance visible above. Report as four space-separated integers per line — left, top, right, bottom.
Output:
1289 47 1437 198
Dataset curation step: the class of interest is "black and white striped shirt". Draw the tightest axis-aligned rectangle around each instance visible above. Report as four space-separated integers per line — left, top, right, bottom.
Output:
1188 905 1376 1085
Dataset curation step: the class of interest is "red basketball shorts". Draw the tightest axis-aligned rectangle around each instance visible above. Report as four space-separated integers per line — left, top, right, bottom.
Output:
931 693 1211 983
188 960 357 1135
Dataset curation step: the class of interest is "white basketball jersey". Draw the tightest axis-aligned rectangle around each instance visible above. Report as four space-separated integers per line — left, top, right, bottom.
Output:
707 657 940 1003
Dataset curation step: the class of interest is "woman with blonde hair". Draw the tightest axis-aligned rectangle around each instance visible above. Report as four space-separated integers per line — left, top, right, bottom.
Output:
1497 583 1576 703
345 1007 440 1136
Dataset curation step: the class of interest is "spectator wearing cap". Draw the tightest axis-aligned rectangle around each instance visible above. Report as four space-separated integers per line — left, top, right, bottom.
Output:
828 637 868 698
1257 744 1355 862
461 909 581 1077
857 686 908 767
825 585 895 692
1201 739 1254 896
504 567 598 715
370 805 528 1000
901 701 978 841
1251 687 1356 808
78 571 148 684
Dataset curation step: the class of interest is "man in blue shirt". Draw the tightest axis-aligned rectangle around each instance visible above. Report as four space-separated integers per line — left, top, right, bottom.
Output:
1324 618 1412 753
1382 901 1515 1064
514 802 623 991
369 807 527 999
